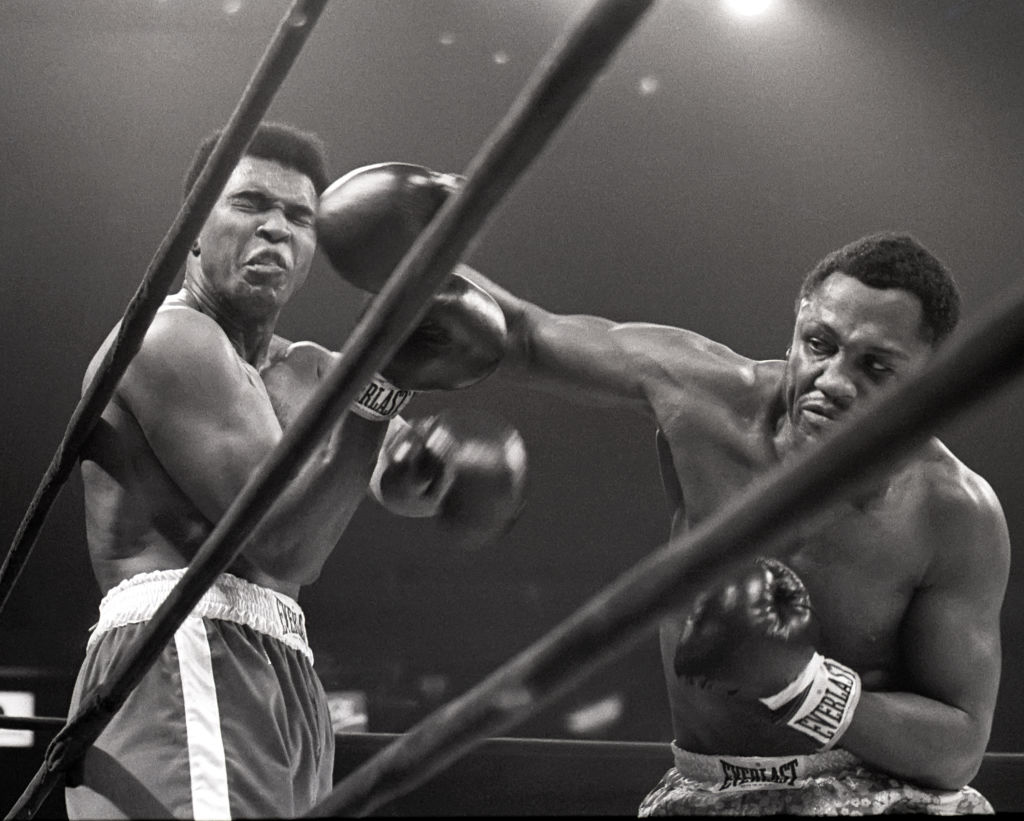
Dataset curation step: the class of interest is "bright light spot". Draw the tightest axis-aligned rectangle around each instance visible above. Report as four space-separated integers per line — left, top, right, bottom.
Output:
723 0 772 17
638 75 660 96
222 0 243 15
439 32 455 46
493 50 510 65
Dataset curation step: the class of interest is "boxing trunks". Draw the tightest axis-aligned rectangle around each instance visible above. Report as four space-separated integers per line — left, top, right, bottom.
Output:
638 743 994 816
65 570 334 820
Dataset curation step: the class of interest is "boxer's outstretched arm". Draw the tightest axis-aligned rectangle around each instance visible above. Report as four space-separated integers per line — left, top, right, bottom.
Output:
462 265 742 416
839 473 1010 789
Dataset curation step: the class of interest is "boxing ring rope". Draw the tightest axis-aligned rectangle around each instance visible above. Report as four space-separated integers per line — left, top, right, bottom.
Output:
0 0 330 622
3 0 655 818
309 286 1024 810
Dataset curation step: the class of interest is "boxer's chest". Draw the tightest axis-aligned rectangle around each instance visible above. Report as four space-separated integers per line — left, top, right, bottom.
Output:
665 426 928 679
782 504 927 680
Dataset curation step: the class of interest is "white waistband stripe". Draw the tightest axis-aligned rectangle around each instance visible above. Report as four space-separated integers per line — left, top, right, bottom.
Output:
89 569 313 663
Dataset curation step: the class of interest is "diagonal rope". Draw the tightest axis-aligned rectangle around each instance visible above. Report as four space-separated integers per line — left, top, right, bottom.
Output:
0 0 330 623
311 279 1024 814
4 0 655 817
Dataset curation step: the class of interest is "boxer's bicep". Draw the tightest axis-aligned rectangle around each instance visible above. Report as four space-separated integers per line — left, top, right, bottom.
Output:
516 306 715 415
121 311 283 523
901 488 1010 746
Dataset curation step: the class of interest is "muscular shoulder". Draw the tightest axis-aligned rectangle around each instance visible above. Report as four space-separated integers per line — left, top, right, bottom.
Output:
83 302 227 393
139 304 242 381
608 323 763 393
912 441 1010 586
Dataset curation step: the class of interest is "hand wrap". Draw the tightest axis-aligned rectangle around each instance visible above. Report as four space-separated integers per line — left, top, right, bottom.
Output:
350 373 415 422
759 651 862 751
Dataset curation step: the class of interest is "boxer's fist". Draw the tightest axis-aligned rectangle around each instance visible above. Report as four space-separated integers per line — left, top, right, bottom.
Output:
376 410 527 547
382 272 507 391
317 162 504 391
317 162 461 292
673 558 817 700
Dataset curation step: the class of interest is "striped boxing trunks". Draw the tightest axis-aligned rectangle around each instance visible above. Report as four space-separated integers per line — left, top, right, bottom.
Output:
64 569 334 820
638 743 993 816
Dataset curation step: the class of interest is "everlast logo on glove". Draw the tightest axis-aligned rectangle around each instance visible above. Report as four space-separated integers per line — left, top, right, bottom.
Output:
789 659 857 744
351 374 415 422
783 655 862 750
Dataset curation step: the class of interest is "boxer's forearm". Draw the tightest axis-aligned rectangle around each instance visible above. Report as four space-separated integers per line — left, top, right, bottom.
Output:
839 689 990 790
242 414 387 589
458 265 658 412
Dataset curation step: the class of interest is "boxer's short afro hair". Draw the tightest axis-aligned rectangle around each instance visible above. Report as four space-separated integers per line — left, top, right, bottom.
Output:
798 231 961 347
183 121 330 198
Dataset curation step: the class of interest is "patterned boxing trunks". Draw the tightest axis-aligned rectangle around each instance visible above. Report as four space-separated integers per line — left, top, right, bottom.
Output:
65 570 335 820
638 744 994 815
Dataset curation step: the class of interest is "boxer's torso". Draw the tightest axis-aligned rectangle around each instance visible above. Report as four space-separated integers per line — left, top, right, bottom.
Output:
648 356 965 754
80 302 386 597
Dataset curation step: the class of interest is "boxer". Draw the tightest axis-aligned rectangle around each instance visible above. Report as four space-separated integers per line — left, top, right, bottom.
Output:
66 125 526 819
318 163 1009 815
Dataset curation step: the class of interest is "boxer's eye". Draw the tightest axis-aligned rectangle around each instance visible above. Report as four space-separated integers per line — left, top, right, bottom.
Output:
805 336 833 356
864 357 894 379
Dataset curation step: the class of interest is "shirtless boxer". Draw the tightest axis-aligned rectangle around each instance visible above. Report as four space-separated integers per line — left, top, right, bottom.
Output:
64 124 526 819
260 160 1012 813
469 231 1010 814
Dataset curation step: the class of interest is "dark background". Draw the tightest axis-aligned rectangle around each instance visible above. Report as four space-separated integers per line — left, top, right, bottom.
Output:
2 0 1023 797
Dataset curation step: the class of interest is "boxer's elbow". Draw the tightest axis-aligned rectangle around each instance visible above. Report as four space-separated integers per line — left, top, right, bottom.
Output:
917 756 981 792
916 725 988 791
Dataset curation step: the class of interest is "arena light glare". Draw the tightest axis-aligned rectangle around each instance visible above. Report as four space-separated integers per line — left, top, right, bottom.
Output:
723 0 773 17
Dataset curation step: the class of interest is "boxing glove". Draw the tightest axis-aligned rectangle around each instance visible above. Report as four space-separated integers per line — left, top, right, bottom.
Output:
375 410 528 548
674 558 861 750
381 271 507 391
673 558 817 699
317 161 462 292
318 162 505 391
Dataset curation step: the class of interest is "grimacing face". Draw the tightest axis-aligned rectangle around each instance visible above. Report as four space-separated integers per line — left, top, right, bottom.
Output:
782 272 933 442
194 155 318 318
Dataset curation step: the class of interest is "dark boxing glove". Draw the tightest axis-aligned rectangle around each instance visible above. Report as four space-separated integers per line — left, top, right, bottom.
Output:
381 272 506 391
317 162 462 292
318 163 506 391
375 410 527 548
674 558 861 751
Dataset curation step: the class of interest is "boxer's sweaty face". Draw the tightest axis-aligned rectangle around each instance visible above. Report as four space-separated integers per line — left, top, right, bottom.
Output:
197 156 318 317
782 272 931 442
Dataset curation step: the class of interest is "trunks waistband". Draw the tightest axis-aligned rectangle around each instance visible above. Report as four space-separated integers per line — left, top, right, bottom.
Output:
89 569 313 663
671 743 860 793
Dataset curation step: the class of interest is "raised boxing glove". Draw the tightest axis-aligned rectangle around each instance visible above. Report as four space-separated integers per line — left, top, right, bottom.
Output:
375 410 528 548
674 558 861 751
318 162 505 392
317 161 462 292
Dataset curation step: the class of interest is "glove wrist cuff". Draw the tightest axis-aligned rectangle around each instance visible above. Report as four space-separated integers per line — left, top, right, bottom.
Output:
759 652 861 751
350 373 415 422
